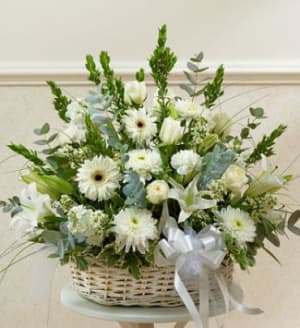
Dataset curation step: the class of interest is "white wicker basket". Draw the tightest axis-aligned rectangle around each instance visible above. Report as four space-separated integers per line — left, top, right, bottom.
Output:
70 258 233 308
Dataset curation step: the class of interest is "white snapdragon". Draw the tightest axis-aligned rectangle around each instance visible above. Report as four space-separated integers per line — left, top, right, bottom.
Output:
223 164 249 195
146 180 169 204
171 150 201 175
124 81 147 105
159 117 184 145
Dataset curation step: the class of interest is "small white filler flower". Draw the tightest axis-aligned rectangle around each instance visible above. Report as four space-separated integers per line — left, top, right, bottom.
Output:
219 206 256 245
112 208 158 253
76 156 121 201
123 108 157 144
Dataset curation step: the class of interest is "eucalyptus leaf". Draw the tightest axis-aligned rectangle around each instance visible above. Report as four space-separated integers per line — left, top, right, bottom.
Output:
288 210 300 235
179 83 194 96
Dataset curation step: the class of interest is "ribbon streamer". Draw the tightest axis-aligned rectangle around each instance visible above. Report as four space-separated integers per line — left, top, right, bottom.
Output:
158 216 263 328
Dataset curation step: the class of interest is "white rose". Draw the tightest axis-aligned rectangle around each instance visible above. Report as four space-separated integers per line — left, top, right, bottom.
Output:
212 112 232 136
223 164 248 194
146 180 169 204
124 81 147 105
159 117 184 145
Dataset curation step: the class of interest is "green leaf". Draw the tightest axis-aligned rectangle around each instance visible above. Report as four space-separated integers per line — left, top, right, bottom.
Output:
47 81 71 122
179 83 194 96
198 145 235 189
34 139 48 146
250 107 265 119
75 256 88 271
288 210 300 235
262 246 281 265
122 170 146 208
241 127 250 139
247 124 287 164
42 230 64 245
34 123 50 135
8 144 44 166
184 71 197 85
187 61 200 72
190 52 204 63
85 54 101 85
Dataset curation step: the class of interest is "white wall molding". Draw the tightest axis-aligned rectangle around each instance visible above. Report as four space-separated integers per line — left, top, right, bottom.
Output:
1 62 300 86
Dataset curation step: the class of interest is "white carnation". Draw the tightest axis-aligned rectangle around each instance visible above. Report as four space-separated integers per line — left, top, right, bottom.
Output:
112 207 158 253
123 108 157 144
146 180 169 204
171 150 201 175
126 149 162 180
76 156 121 201
220 206 256 245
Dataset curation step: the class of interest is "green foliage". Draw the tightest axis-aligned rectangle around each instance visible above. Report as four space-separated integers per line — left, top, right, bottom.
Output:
8 144 44 166
198 145 235 189
122 170 146 207
149 25 177 111
247 124 287 164
288 210 300 235
136 68 145 82
46 81 71 122
34 123 50 135
203 65 224 108
250 107 265 119
84 115 109 155
180 52 208 98
85 54 101 85
0 196 22 217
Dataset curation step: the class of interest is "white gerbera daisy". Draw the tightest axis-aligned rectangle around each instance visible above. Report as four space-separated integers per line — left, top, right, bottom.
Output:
76 156 121 201
175 99 201 119
123 108 157 144
125 149 162 180
171 150 201 175
219 206 256 245
112 207 158 253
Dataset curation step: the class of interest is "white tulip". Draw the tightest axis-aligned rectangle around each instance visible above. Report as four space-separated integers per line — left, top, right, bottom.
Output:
124 81 147 105
159 117 184 144
223 164 248 194
146 180 169 204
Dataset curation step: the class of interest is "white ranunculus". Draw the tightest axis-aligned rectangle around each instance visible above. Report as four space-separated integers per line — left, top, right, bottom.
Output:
223 164 249 194
211 112 232 136
124 81 147 105
159 117 184 145
171 150 201 176
146 180 169 204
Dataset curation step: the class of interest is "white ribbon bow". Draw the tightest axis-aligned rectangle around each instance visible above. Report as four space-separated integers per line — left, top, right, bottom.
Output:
158 216 263 328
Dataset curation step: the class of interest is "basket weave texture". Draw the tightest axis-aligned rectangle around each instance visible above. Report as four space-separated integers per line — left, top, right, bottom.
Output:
70 258 233 308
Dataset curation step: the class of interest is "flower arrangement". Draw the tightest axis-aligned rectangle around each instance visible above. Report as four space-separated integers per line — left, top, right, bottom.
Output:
1 25 299 287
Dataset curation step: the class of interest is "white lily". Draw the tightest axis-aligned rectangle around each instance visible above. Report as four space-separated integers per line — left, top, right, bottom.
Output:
168 175 217 223
245 155 286 197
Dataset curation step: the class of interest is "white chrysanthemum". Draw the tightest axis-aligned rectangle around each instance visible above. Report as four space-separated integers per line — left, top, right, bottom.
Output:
68 205 107 246
171 150 202 175
112 208 158 253
76 156 121 201
175 100 201 119
56 123 86 145
123 108 157 144
10 183 53 238
220 206 256 244
125 149 162 179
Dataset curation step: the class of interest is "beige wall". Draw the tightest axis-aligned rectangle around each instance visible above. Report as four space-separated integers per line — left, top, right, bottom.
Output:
0 1 300 327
